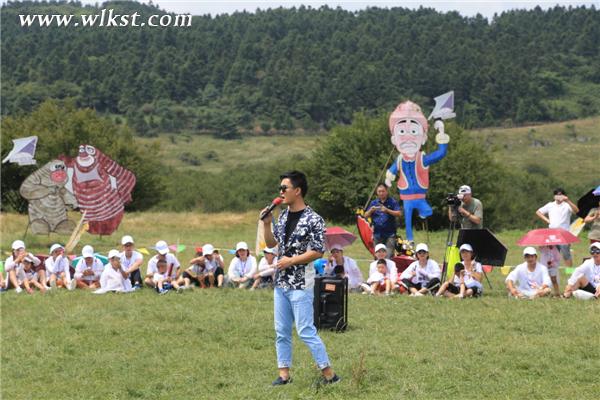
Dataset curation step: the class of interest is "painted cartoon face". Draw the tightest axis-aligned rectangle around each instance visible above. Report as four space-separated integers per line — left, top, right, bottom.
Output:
76 145 97 168
391 119 425 159
49 161 67 183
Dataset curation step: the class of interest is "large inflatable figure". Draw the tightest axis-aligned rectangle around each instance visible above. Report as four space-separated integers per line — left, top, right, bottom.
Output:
62 145 136 235
385 101 450 242
19 159 78 234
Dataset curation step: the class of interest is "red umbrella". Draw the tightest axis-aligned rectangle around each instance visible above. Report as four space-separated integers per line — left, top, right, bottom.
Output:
325 226 357 250
517 228 580 246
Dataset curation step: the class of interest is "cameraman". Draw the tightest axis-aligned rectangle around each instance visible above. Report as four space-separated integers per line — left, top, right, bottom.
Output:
448 185 483 229
365 184 402 258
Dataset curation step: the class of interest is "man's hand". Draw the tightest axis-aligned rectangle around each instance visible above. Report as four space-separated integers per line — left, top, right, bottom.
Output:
276 256 295 270
457 206 470 217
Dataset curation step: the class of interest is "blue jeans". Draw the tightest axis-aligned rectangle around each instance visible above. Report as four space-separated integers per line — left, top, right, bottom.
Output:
274 287 331 370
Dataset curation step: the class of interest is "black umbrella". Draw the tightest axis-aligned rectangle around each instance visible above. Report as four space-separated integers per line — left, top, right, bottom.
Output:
576 188 600 219
456 229 507 267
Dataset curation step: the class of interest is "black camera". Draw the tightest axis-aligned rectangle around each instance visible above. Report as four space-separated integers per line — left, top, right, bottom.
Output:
446 193 462 207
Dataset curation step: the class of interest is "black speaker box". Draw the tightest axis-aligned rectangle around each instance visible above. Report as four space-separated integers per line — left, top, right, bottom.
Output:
313 276 348 332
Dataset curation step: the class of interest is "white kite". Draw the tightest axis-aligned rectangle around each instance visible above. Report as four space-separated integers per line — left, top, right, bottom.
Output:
428 91 456 120
2 136 38 166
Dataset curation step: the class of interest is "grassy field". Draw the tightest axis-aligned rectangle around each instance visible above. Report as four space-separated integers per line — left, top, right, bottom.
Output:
135 117 600 188
468 116 600 185
1 211 599 399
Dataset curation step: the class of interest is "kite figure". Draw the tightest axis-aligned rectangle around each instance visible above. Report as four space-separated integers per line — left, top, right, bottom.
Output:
62 145 136 235
385 100 450 242
20 159 78 234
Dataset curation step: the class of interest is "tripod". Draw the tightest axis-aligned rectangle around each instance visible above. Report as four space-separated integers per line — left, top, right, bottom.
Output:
440 206 459 283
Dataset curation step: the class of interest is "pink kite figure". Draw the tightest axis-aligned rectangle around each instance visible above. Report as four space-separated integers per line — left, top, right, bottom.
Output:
62 145 136 235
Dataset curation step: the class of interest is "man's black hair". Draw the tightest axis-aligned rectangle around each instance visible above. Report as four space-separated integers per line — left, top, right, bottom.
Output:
280 170 308 197
376 259 387 266
376 183 388 191
553 188 566 195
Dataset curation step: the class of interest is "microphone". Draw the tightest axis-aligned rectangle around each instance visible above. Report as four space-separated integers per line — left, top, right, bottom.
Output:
260 197 283 220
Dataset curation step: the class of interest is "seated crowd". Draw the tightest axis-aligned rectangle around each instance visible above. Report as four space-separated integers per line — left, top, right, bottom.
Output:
2 237 599 300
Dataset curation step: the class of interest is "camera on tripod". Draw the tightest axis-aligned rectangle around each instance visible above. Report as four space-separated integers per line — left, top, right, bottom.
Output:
446 193 463 207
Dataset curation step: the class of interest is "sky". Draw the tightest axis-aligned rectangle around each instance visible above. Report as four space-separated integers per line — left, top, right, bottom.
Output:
78 1 596 19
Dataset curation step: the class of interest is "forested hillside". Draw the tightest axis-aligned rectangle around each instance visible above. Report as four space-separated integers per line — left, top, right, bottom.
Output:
2 1 599 136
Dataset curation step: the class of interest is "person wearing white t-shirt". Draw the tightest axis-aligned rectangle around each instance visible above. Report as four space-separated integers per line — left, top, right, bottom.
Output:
188 244 225 288
73 245 105 290
119 235 143 290
325 245 364 291
435 243 482 298
252 247 278 290
506 247 552 299
45 243 74 290
227 241 257 289
95 250 133 294
367 243 398 291
563 242 600 299
4 240 43 293
400 243 441 296
16 255 47 294
536 188 579 267
144 240 181 288
365 259 391 295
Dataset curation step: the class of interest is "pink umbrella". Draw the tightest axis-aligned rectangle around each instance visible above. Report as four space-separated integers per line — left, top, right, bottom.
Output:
517 228 580 246
325 226 357 250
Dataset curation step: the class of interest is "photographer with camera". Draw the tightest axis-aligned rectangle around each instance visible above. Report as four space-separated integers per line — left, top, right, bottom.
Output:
365 184 402 258
447 185 483 229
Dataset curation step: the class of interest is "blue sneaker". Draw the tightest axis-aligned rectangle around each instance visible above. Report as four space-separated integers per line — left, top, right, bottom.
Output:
159 288 169 295
132 284 142 291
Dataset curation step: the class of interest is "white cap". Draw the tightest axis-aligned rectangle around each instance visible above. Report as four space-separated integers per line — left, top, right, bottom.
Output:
107 249 121 259
121 235 134 245
590 242 600 252
49 243 64 253
82 245 94 258
202 244 215 255
263 247 277 254
458 185 472 194
330 244 343 252
415 243 429 253
459 243 473 252
23 254 35 263
11 240 25 250
374 243 388 253
236 241 249 252
155 240 169 255
523 246 537 256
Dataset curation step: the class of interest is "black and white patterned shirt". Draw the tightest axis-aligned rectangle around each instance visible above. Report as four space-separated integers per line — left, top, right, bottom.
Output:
274 206 326 290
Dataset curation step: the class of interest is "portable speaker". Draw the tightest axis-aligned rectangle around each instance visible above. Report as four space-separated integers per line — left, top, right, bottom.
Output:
313 276 348 332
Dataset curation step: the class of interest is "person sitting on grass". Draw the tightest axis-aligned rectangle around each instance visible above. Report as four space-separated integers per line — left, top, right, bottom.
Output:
4 240 43 293
400 243 441 296
45 243 75 290
506 247 552 299
96 250 133 293
251 247 278 290
368 244 398 292
178 249 209 289
153 259 174 295
227 241 257 289
144 240 181 289
325 245 363 291
436 262 464 298
456 243 483 298
563 242 600 299
73 245 104 290
119 235 144 290
539 245 561 297
364 259 391 295
17 255 47 294
187 244 225 288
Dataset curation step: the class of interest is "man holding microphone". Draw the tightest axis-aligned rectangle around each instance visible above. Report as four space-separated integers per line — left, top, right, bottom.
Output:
261 170 340 386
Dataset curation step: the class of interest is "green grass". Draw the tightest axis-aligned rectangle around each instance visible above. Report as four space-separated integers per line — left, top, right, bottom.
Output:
135 134 322 173
2 212 599 399
468 116 600 185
